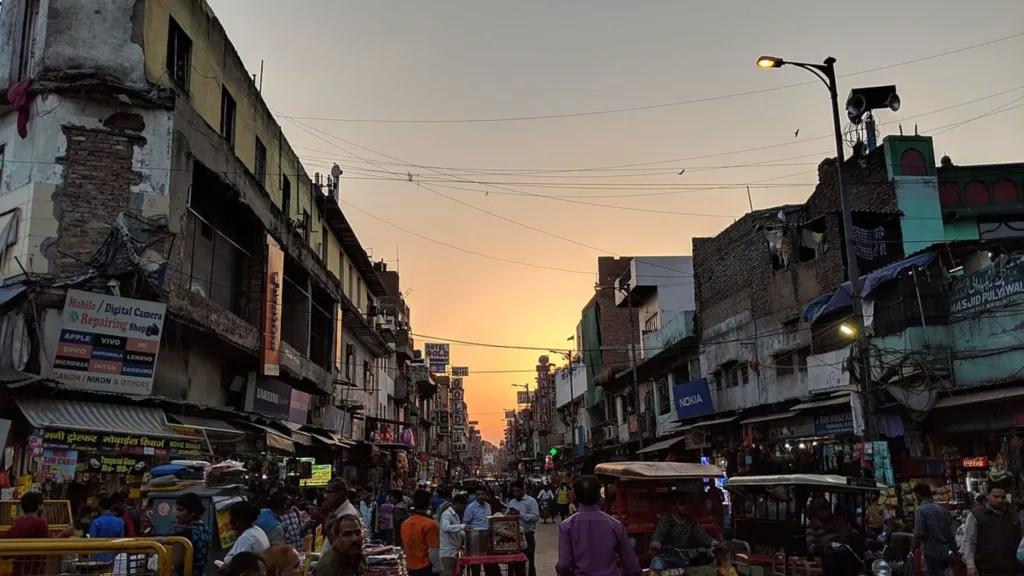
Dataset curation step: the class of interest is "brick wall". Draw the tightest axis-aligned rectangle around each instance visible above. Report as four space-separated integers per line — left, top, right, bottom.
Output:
593 257 638 382
806 148 899 215
50 127 142 275
694 149 898 331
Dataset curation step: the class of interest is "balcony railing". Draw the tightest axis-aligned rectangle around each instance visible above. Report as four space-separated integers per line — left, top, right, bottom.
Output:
642 310 695 361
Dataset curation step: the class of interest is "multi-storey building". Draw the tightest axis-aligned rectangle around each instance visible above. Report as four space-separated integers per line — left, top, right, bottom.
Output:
0 0 392 473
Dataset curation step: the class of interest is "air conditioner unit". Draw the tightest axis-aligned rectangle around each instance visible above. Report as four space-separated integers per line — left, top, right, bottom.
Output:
685 427 710 449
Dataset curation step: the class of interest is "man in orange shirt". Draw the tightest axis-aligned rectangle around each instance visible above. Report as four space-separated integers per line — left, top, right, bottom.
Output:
401 489 442 576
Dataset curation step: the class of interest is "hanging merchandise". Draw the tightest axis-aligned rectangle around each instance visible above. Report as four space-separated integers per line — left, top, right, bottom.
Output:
400 426 415 447
873 441 894 486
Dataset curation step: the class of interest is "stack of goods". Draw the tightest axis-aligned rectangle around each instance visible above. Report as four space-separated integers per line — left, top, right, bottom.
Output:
206 460 248 487
364 545 407 576
900 482 917 529
881 486 899 522
147 460 210 492
942 446 965 505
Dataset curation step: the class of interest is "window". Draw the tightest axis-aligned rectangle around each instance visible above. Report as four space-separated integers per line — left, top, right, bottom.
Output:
301 209 311 242
254 138 267 188
348 264 354 300
644 312 660 333
17 0 40 81
722 362 747 388
281 176 291 217
656 377 670 415
220 87 236 150
165 17 192 90
774 348 809 378
356 276 363 309
345 344 356 381
320 223 328 261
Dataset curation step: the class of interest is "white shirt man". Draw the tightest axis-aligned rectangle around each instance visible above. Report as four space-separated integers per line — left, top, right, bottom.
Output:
538 489 554 502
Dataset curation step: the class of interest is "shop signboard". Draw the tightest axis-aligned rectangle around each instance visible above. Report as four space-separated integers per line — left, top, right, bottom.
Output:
300 464 332 487
244 375 291 421
961 456 989 469
437 410 449 426
52 290 167 396
289 389 311 424
452 366 469 377
40 449 78 481
950 255 1024 318
262 236 285 376
504 410 516 420
767 416 815 441
87 455 147 474
673 378 715 421
425 343 450 367
813 411 855 436
42 429 208 457
516 391 534 404
451 388 464 401
451 378 463 389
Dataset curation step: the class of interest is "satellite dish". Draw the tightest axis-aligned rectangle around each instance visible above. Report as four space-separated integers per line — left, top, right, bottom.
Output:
331 164 342 179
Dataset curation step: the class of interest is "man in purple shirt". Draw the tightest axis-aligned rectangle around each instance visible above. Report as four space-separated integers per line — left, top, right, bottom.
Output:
556 475 642 576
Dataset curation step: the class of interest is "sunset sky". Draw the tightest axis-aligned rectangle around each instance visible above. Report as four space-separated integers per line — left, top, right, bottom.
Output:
209 0 1024 443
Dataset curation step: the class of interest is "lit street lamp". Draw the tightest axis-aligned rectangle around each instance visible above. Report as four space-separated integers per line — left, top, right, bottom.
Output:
756 55 877 439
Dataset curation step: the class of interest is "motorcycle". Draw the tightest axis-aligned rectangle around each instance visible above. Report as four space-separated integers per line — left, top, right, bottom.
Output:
539 499 552 523
646 547 727 576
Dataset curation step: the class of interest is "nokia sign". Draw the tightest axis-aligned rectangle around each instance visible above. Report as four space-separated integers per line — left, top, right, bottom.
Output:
673 377 715 420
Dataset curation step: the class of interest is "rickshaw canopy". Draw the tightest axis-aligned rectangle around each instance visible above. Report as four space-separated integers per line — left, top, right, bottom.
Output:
725 473 885 491
595 461 723 480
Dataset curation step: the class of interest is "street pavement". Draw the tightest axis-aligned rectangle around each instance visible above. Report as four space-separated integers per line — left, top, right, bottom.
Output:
533 519 560 574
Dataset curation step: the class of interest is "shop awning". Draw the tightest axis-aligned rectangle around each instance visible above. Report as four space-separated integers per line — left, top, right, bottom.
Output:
635 435 685 455
934 387 1024 409
281 421 313 446
16 398 191 438
676 416 738 431
804 252 936 322
790 394 850 411
248 422 295 453
308 432 355 448
740 411 802 425
169 415 243 435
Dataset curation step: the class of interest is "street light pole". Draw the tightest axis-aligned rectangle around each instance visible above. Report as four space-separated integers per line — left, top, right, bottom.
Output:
756 55 876 440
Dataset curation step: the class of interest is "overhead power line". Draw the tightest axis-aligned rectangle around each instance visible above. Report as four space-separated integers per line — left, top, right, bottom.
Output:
279 32 1023 124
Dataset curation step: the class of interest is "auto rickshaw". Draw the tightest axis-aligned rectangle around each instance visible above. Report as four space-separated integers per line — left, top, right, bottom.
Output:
595 462 731 574
724 474 885 576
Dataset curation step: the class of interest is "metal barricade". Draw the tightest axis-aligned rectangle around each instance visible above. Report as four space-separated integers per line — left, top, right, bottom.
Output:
0 537 187 576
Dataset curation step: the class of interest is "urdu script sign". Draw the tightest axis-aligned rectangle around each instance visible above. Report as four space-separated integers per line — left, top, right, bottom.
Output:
950 256 1024 318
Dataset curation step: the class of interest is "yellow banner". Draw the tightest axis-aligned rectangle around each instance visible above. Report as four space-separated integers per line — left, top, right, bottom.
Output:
216 508 237 549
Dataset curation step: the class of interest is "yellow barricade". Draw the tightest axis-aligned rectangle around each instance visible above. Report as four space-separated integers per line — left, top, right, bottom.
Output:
0 537 186 576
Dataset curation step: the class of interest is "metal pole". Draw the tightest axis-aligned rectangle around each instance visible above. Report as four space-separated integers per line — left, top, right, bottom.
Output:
567 354 575 455
824 58 877 440
624 284 643 449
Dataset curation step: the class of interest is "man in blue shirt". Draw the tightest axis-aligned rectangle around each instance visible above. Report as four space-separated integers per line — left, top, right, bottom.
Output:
89 495 125 562
463 488 495 576
462 488 491 529
506 481 540 576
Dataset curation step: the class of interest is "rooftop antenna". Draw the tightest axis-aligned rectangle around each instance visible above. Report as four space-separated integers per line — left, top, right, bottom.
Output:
259 59 264 92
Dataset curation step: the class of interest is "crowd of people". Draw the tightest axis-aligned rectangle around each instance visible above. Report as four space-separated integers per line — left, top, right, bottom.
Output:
3 474 728 576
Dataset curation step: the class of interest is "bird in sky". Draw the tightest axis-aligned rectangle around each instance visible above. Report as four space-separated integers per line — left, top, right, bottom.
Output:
794 129 800 138
678 169 686 175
